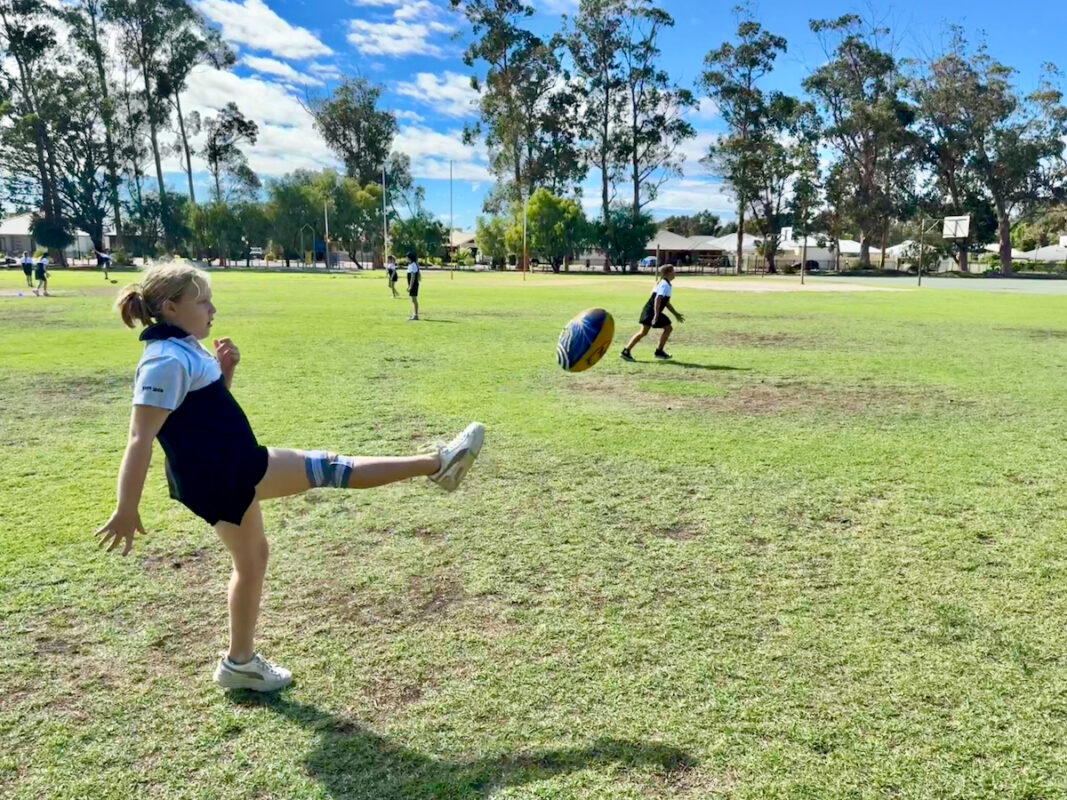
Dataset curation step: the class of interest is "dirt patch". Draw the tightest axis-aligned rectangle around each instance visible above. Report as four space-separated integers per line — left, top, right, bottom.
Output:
362 675 427 715
713 331 813 349
141 547 212 573
567 372 958 417
0 373 129 421
995 327 1067 340
683 278 902 293
649 523 700 541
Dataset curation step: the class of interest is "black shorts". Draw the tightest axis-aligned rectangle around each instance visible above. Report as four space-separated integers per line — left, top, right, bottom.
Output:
34 269 46 281
22 265 32 276
408 284 419 297
165 445 269 526
639 310 672 328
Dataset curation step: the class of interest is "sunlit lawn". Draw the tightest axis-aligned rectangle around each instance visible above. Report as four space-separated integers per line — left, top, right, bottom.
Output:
2 267 1067 798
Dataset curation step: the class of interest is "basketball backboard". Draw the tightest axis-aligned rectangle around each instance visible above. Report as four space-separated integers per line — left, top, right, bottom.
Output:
942 215 971 239
1059 234 1067 248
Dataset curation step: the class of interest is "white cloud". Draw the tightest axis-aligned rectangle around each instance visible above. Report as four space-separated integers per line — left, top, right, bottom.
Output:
394 109 425 122
689 98 719 121
194 0 333 59
394 0 436 20
347 1 454 57
348 0 403 5
172 65 338 177
677 131 720 177
308 62 344 79
242 55 324 86
347 17 453 57
646 178 734 215
395 71 479 118
393 124 490 181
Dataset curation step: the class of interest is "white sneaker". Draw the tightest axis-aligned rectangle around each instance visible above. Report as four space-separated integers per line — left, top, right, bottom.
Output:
213 652 292 691
429 422 485 492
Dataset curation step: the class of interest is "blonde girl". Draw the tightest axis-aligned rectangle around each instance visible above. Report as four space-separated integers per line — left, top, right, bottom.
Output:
96 263 484 691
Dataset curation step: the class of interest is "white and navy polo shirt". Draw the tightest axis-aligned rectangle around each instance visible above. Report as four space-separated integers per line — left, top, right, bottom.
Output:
132 323 265 524
133 326 222 411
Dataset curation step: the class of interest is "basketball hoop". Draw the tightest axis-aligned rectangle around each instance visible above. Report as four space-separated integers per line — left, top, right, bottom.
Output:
942 215 971 240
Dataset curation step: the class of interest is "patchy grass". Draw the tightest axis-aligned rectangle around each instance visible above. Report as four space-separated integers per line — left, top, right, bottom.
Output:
3 269 1067 798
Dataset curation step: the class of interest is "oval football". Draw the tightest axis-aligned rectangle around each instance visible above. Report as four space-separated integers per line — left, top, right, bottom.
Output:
557 308 615 372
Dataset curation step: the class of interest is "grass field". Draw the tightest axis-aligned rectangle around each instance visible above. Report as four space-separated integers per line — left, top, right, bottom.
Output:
3 268 1067 799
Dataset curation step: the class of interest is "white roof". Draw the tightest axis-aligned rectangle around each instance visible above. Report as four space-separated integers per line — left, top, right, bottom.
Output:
687 235 726 251
709 232 763 252
984 243 1029 259
883 240 915 257
0 212 35 236
1021 245 1067 261
646 229 694 250
0 212 110 239
450 230 476 248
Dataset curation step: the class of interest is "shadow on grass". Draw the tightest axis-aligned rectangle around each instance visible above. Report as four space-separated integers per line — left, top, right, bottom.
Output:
656 360 748 372
228 693 695 799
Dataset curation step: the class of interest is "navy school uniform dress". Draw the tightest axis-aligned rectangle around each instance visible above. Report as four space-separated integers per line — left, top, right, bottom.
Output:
133 322 268 526
639 279 673 328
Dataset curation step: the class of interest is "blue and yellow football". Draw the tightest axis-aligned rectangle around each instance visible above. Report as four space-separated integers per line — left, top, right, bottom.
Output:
557 308 615 372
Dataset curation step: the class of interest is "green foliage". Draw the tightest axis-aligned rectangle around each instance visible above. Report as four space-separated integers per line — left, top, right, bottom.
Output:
597 204 657 269
453 0 585 209
29 213 74 250
661 210 723 237
525 188 592 270
309 78 397 185
391 212 447 260
475 215 510 267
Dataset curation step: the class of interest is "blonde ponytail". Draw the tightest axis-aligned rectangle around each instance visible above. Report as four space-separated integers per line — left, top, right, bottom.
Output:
116 284 152 328
114 262 211 329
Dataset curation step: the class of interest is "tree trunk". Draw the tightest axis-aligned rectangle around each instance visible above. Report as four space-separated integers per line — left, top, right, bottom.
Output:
174 92 196 206
141 61 168 204
957 241 968 274
88 9 123 248
879 221 888 270
998 209 1013 275
735 204 744 276
859 235 871 268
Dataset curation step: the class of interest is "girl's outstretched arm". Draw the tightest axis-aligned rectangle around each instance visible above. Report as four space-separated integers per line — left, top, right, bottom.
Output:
96 404 170 556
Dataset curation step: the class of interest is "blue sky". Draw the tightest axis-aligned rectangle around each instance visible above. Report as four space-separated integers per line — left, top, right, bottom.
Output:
179 0 1067 229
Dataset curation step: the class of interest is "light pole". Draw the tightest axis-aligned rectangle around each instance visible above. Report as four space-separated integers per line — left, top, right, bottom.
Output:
299 223 314 268
917 217 940 287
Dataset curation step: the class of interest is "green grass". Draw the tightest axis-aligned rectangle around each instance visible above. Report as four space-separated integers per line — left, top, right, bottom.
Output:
3 268 1067 799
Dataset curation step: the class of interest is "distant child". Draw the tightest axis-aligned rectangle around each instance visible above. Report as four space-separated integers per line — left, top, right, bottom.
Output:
20 251 33 288
96 248 113 280
405 250 421 320
620 264 684 362
33 254 49 297
96 263 485 692
386 254 399 298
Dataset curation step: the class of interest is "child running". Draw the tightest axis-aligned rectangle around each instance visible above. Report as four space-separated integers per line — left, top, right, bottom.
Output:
20 251 33 288
96 263 484 692
620 264 684 362
405 250 420 320
33 254 49 296
386 254 399 298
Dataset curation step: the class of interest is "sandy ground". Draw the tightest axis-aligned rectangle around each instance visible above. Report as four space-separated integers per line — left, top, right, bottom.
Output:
529 276 904 292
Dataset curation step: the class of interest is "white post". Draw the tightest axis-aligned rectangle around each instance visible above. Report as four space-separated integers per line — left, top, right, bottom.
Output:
450 159 454 279
522 193 527 281
324 201 330 267
382 166 388 265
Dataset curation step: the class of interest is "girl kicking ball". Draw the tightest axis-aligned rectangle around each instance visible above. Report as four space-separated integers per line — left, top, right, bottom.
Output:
96 263 484 692
620 264 684 362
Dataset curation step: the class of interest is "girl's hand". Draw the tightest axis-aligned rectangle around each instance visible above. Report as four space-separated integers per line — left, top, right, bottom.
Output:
214 338 240 372
96 509 147 556
675 311 685 323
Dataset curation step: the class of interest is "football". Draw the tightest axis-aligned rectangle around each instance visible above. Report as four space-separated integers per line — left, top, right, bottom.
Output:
557 308 615 372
